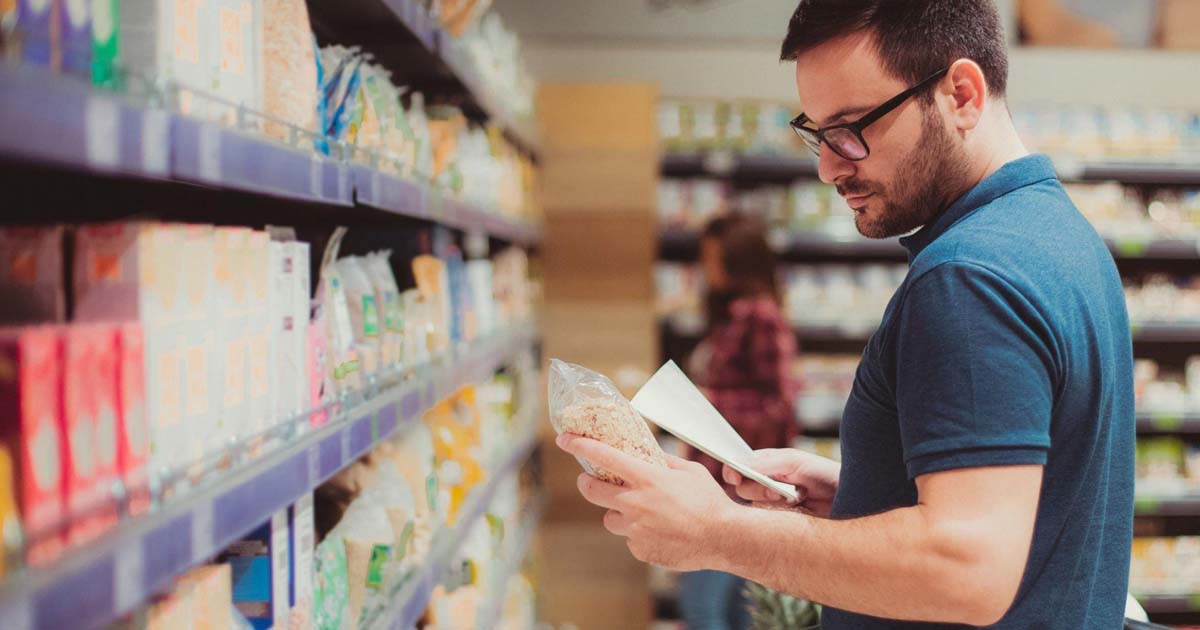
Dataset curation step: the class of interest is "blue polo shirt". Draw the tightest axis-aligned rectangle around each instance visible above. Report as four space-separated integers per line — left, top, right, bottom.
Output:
823 155 1135 629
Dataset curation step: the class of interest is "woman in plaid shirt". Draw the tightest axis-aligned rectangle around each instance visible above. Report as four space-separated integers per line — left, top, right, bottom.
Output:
680 213 799 630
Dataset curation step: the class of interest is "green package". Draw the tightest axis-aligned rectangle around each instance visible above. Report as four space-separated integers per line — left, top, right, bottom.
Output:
313 534 350 630
90 0 118 88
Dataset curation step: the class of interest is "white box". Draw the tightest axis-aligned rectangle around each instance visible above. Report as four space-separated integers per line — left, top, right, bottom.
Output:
73 222 187 476
213 227 251 448
290 242 310 422
268 241 295 430
177 225 218 467
270 509 291 627
245 231 271 440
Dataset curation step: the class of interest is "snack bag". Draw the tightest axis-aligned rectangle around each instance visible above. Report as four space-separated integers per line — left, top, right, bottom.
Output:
547 359 668 485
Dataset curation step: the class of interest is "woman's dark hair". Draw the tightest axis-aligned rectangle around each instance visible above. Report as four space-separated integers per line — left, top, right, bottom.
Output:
780 0 1009 100
702 213 780 328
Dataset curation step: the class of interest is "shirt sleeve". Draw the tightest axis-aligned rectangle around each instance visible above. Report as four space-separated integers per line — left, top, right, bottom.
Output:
894 262 1056 479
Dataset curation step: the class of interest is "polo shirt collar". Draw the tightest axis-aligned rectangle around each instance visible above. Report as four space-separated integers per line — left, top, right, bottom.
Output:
899 153 1058 259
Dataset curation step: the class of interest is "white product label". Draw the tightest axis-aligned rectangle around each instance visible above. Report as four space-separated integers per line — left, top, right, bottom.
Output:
198 124 221 182
97 404 117 467
85 97 120 170
271 511 290 623
113 538 145 612
92 0 114 42
67 0 88 28
31 420 61 491
72 416 96 477
141 109 170 176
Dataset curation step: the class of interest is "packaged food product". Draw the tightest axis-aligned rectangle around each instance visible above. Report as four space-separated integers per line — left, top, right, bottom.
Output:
312 533 349 630
0 445 15 578
15 0 56 66
0 326 65 566
332 496 395 627
400 289 430 366
412 255 450 353
319 45 365 143
388 423 443 531
465 259 495 339
289 493 316 630
90 0 118 87
322 263 361 394
115 323 150 515
0 225 65 324
364 251 404 371
221 511 290 630
63 324 119 545
548 359 668 485
334 256 381 377
262 0 317 142
58 0 91 76
175 563 233 630
425 390 483 523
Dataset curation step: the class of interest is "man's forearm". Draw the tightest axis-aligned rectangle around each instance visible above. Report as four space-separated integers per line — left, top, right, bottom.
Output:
708 504 1012 626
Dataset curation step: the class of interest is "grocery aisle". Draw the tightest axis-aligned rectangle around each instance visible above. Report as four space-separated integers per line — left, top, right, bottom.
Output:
0 1 548 629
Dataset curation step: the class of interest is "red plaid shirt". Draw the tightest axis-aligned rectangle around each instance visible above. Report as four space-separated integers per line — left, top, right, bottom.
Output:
691 296 799 482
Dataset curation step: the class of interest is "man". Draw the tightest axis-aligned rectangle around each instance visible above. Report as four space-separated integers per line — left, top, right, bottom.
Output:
558 0 1135 627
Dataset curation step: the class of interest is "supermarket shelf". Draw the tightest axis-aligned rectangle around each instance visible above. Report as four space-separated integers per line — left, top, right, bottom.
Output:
438 34 541 158
1134 494 1200 517
662 229 1200 263
661 152 818 181
0 64 541 245
1076 162 1200 186
660 153 1200 186
1132 322 1200 343
0 324 539 630
1136 413 1200 434
1136 594 1200 615
371 435 540 630
308 0 539 157
475 496 547 625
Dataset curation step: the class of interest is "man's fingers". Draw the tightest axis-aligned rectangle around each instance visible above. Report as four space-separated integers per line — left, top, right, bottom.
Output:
722 465 744 486
577 473 624 510
603 509 629 536
558 434 658 486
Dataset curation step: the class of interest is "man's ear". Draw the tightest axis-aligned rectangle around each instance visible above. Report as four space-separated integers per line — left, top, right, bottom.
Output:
942 58 987 133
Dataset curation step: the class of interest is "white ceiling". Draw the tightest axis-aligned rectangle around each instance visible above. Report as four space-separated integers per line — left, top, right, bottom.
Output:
493 0 796 44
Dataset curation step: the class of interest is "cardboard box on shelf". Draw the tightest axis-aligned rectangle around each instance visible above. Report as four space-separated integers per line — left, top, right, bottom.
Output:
222 510 290 630
289 493 316 630
0 326 65 566
116 323 150 515
214 228 253 445
176 563 233 630
74 222 185 477
245 231 271 441
178 224 218 468
0 225 65 324
63 324 119 545
291 241 311 425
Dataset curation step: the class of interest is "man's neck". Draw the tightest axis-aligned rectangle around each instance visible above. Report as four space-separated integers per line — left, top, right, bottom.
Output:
966 107 1031 191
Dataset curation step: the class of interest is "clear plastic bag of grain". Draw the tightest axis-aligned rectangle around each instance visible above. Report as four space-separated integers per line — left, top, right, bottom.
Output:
548 359 668 485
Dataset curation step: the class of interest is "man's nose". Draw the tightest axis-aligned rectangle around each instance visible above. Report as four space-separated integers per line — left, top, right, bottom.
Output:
816 143 855 185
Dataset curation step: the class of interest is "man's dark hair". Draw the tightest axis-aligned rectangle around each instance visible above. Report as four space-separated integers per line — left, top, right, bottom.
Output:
780 0 1008 99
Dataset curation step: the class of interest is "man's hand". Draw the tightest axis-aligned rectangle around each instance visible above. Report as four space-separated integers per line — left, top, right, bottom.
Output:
557 433 736 571
723 448 840 517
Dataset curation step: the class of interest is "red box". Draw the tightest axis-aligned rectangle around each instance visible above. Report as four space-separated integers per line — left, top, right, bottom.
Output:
63 324 118 545
0 326 65 565
116 323 150 515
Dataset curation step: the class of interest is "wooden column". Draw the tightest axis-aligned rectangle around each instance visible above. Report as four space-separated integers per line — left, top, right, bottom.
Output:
535 82 659 630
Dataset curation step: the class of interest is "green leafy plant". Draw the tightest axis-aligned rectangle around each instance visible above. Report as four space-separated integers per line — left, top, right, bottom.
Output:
745 582 822 630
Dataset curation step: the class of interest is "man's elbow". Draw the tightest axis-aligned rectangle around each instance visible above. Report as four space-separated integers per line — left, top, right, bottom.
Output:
928 526 1024 626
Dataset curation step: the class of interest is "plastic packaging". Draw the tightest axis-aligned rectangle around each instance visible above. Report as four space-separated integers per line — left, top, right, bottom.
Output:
547 359 668 485
363 251 404 371
333 257 381 377
262 0 318 142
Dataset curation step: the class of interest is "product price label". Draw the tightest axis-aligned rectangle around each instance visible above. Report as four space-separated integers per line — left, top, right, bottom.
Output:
191 499 214 563
198 124 222 182
1151 413 1184 431
85 96 120 170
1134 496 1161 514
310 156 322 198
141 108 170 175
113 538 145 612
1114 238 1149 258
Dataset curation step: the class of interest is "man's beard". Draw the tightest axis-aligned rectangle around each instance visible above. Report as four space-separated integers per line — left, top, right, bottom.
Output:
840 105 970 239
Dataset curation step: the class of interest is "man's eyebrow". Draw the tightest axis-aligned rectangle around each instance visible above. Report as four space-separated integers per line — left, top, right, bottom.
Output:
812 105 873 127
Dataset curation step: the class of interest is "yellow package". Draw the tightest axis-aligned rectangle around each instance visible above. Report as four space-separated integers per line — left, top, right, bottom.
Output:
424 389 483 523
0 446 15 579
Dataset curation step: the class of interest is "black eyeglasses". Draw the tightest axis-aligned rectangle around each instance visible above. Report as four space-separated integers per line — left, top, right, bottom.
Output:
790 67 950 161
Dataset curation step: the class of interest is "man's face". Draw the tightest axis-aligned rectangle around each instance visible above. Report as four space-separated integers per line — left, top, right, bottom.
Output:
794 32 968 238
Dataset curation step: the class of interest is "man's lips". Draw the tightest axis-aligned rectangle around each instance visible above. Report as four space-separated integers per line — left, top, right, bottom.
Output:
842 192 873 207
